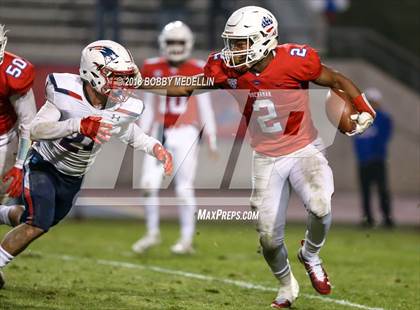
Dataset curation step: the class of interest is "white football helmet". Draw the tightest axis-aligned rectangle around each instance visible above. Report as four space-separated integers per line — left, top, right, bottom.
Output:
0 24 9 65
79 40 140 104
221 6 278 68
159 21 194 62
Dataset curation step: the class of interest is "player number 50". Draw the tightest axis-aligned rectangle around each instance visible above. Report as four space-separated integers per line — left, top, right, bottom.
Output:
6 58 27 78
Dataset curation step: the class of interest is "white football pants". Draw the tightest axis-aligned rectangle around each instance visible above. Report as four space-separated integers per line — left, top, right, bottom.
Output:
250 137 334 277
140 124 199 242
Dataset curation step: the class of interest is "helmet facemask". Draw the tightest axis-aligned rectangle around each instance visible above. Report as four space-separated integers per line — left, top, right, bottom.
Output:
159 21 194 63
0 25 8 65
221 31 276 69
96 65 138 104
163 39 189 62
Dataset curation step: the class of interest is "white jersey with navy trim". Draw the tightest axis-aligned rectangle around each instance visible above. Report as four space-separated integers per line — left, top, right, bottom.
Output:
32 73 157 177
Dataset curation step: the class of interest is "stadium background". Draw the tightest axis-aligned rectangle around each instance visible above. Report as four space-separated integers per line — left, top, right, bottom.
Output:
1 0 418 224
0 1 419 310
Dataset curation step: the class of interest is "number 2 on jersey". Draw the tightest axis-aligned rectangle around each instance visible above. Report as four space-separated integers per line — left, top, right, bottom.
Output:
290 48 307 57
59 134 94 153
253 99 283 133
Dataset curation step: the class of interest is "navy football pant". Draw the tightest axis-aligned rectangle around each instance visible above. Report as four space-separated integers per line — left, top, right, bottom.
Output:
20 149 83 232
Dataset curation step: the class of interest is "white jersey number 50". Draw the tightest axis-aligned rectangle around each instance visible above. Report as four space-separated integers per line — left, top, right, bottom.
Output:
253 99 283 133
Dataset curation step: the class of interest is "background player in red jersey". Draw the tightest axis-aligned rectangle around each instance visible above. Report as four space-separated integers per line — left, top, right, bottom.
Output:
0 24 36 207
132 21 217 255
141 6 376 309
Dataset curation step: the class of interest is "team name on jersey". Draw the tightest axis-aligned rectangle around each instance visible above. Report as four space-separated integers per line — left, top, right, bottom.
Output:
248 91 272 99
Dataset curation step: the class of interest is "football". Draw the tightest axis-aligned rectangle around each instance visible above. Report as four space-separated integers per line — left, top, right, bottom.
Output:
325 88 357 134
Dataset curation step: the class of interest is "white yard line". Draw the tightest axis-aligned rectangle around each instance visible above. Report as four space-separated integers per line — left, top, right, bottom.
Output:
75 196 250 206
54 254 385 310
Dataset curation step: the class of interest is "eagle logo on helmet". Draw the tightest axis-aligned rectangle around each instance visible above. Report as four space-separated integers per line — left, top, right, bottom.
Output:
89 46 119 65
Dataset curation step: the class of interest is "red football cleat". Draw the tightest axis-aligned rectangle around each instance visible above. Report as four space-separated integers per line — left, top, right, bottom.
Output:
298 242 331 295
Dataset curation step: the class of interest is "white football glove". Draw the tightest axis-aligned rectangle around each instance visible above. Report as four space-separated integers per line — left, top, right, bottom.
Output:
346 112 374 136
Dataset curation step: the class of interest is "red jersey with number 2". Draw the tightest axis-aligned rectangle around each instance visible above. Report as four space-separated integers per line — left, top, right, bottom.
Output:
0 51 35 135
204 44 321 157
141 57 204 129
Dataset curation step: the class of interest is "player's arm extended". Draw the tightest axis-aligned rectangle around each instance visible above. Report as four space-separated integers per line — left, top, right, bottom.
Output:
116 122 159 155
9 89 37 168
117 122 173 175
197 92 218 153
30 101 80 140
139 74 216 97
313 65 376 117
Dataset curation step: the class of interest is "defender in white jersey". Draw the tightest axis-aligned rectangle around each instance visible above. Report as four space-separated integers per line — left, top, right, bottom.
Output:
0 40 173 288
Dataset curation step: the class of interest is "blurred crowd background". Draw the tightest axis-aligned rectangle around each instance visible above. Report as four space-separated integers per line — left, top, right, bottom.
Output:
1 0 419 225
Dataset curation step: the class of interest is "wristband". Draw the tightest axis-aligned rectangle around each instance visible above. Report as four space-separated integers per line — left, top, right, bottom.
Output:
353 93 376 117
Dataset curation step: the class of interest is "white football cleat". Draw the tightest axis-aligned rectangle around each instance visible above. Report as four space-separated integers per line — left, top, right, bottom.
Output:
132 233 161 254
170 239 195 255
271 272 299 308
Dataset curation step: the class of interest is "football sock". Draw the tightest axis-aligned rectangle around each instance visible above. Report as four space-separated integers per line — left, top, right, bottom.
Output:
0 246 13 268
303 212 332 259
0 205 12 226
144 195 160 236
262 243 290 281
178 197 196 242
275 261 292 285
278 261 292 286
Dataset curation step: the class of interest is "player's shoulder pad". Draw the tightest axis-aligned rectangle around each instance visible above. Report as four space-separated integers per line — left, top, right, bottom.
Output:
143 57 164 65
141 57 165 76
188 58 207 69
277 43 319 59
204 52 228 84
3 51 35 95
46 73 84 103
117 97 145 120
277 43 322 81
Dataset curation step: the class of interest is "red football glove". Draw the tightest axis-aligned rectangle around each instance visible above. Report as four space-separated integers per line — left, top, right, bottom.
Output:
80 116 113 144
2 166 23 198
153 144 173 176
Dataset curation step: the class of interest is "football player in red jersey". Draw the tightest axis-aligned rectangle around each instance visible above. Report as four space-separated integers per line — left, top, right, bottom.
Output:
0 25 36 205
141 6 376 308
132 21 217 255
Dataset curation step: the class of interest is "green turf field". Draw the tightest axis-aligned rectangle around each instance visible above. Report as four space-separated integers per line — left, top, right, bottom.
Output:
0 219 418 310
